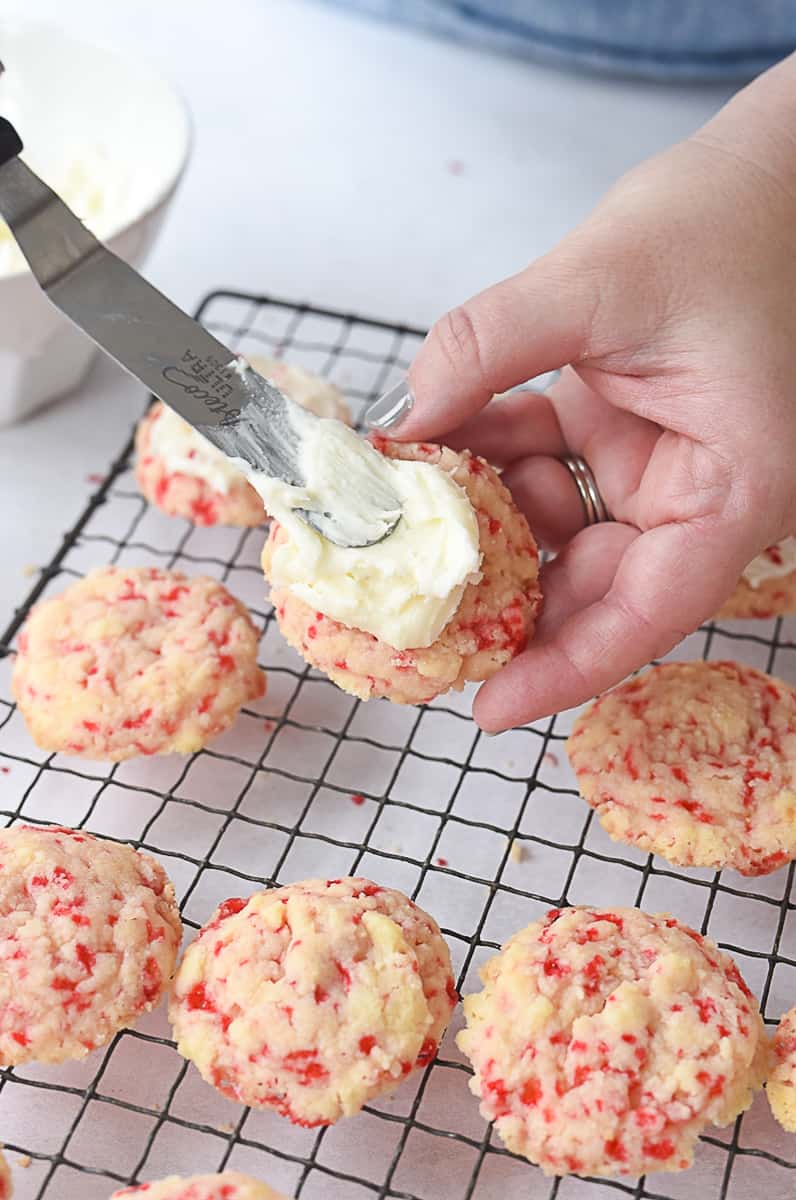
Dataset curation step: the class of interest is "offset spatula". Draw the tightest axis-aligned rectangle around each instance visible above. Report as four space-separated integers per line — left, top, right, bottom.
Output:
0 114 401 549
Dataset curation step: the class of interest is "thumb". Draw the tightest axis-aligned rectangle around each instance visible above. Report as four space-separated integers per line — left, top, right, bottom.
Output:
379 249 598 442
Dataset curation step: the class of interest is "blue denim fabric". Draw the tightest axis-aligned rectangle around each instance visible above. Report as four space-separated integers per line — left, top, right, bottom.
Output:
324 0 796 79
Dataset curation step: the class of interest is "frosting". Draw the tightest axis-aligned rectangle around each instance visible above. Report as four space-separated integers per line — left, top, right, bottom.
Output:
248 418 482 650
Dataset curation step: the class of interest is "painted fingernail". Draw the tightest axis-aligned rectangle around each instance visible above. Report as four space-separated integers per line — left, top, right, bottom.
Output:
365 380 414 430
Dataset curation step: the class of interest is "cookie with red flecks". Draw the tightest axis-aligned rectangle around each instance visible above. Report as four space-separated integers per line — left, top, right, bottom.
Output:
717 537 796 619
567 661 796 876
0 1148 9 1199
458 906 767 1177
135 354 351 528
767 1004 796 1131
111 1172 286 1199
263 438 541 705
169 877 457 1125
12 566 265 761
0 824 181 1065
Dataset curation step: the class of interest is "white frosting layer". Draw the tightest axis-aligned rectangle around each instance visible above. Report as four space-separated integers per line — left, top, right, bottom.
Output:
250 420 483 650
148 356 349 493
742 537 796 589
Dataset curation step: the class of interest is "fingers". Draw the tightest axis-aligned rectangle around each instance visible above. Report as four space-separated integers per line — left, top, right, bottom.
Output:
473 515 747 732
440 388 567 466
534 523 640 632
502 457 586 551
392 253 595 441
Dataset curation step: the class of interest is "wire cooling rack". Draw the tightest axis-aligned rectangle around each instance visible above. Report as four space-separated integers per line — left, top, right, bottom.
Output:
0 291 794 1200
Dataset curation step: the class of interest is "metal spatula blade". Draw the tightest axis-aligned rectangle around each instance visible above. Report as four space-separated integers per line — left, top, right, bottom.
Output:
0 116 401 549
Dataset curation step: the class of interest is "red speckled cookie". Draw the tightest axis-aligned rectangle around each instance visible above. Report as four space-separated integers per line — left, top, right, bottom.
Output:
135 355 351 528
111 1172 286 1199
263 438 541 705
169 877 457 1126
717 575 796 619
717 539 796 619
12 566 265 761
0 824 181 1065
767 1005 796 1131
0 1148 9 1199
567 661 796 876
458 907 767 1177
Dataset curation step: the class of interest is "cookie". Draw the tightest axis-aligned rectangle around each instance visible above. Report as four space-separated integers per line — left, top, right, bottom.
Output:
0 824 181 1064
135 355 351 528
458 906 767 1177
767 1005 796 1132
12 566 265 761
717 538 796 619
263 438 541 704
169 877 457 1126
0 1149 9 1199
111 1172 286 1199
567 661 796 876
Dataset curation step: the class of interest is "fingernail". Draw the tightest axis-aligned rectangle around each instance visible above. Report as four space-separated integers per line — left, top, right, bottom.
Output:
365 380 414 431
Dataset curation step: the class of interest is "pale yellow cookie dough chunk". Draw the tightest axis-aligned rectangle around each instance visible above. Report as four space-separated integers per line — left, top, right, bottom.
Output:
169 878 457 1125
458 906 767 1177
110 1171 286 1199
767 1004 796 1131
0 824 182 1065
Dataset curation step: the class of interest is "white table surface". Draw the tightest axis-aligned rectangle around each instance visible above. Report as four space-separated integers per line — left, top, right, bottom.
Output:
0 0 734 627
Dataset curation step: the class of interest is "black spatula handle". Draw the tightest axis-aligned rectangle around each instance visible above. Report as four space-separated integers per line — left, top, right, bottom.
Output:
0 117 23 168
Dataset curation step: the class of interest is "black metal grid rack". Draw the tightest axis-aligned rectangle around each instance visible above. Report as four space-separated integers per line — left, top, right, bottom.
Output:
0 291 794 1200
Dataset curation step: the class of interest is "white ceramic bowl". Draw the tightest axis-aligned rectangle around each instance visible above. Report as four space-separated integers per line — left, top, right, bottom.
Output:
0 22 191 425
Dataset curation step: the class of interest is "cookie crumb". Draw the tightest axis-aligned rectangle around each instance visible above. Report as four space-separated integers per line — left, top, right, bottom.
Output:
16 1155 31 1168
435 856 448 867
0 766 9 774
86 473 105 485
351 793 365 806
509 839 524 863
220 1122 235 1134
543 751 559 768
263 719 274 732
22 564 38 577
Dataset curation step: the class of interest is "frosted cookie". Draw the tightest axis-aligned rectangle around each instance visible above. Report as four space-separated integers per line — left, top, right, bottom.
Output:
767 1005 796 1131
12 566 265 761
458 906 767 1177
111 1172 286 1199
718 537 796 619
263 438 542 705
567 660 796 876
0 1149 9 1199
0 824 181 1065
135 354 351 527
169 877 457 1125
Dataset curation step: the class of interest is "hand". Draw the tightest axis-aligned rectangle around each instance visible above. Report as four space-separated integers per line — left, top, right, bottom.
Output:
371 54 796 732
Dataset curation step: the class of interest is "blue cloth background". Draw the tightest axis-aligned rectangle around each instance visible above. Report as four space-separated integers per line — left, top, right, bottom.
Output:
323 0 796 79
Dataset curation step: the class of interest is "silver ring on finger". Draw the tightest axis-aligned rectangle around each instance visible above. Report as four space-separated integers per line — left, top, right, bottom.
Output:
560 455 612 525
